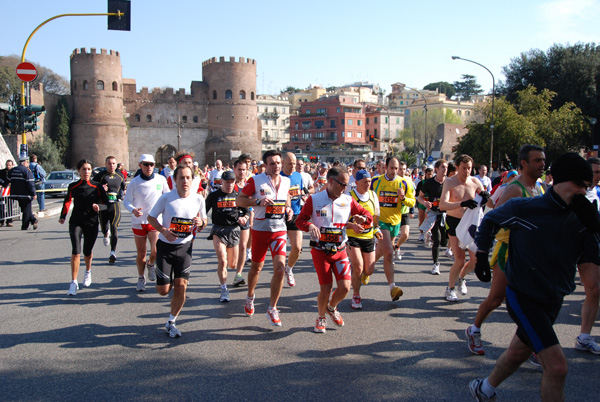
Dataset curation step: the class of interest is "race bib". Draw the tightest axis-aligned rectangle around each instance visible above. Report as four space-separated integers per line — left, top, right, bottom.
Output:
319 227 343 246
217 196 236 210
379 191 398 208
169 217 194 238
265 200 286 219
107 192 118 203
289 185 302 200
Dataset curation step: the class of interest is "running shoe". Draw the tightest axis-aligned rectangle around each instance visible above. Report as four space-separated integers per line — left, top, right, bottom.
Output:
418 233 424 242
458 277 468 295
165 321 182 338
147 262 156 282
103 235 110 247
394 249 402 261
232 273 246 287
445 287 458 302
351 295 363 309
445 248 454 259
109 253 117 264
575 335 600 354
326 307 344 327
527 352 541 367
244 296 255 316
136 276 146 292
431 262 440 275
314 316 327 333
67 282 78 296
361 273 370 285
219 288 230 302
469 379 497 401
266 308 282 326
390 286 404 301
285 267 296 287
246 250 252 262
425 232 432 247
32 220 38 230
466 325 485 355
83 270 92 287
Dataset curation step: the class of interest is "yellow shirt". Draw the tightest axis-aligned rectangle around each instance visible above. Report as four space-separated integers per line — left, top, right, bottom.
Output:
371 175 415 225
347 189 378 239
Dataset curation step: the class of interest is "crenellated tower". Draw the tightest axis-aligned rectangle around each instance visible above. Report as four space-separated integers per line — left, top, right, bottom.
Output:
70 48 128 168
202 57 261 164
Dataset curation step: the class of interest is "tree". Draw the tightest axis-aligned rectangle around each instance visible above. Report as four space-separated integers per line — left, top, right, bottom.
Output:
500 42 600 119
453 74 483 101
0 55 70 99
400 108 463 156
281 86 301 94
455 85 587 168
28 135 65 172
52 96 71 163
0 62 22 104
423 81 456 99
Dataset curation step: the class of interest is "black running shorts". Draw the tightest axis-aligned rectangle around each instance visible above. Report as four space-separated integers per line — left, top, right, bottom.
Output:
156 240 193 285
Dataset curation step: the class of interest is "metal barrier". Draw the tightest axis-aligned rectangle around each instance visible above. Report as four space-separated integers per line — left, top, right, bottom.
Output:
0 195 21 221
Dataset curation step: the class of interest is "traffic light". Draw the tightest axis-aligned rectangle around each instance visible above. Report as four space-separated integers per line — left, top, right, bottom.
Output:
0 103 18 133
108 0 131 31
19 105 45 132
369 134 375 142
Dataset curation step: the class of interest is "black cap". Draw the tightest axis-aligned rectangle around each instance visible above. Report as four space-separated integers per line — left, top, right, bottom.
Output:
551 152 593 184
221 170 235 181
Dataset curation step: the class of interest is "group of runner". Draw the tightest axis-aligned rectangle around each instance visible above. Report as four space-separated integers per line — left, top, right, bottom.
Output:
57 147 599 400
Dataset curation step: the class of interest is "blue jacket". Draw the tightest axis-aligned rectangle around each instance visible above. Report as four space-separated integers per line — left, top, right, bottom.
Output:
475 187 600 302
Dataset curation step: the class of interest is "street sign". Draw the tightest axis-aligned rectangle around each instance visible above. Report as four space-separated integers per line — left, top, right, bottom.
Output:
427 156 434 163
16 62 37 82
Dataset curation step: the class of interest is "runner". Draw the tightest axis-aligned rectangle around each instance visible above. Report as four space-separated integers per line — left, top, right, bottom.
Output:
439 154 487 302
60 159 108 295
370 156 415 301
236 150 293 326
205 170 249 302
466 145 545 354
123 154 169 291
391 161 415 260
147 165 207 338
346 169 382 309
296 158 315 202
93 156 126 264
469 152 600 402
313 162 329 192
415 167 433 244
233 158 251 286
346 159 367 195
281 152 304 287
161 156 177 179
417 160 449 275
208 159 224 192
296 166 373 333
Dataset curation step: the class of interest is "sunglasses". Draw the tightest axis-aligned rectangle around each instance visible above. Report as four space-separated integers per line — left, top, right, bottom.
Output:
142 162 155 167
332 178 348 188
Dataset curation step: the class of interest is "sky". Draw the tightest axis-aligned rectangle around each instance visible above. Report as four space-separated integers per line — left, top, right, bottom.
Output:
1 0 598 96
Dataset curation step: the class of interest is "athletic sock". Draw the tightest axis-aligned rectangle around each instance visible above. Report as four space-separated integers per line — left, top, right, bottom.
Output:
327 305 335 312
471 324 481 333
481 378 496 398
579 333 592 340
221 284 227 290
71 279 77 284
169 314 177 323
389 283 396 290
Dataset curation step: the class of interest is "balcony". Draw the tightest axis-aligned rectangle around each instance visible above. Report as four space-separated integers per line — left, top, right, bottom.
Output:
262 112 280 119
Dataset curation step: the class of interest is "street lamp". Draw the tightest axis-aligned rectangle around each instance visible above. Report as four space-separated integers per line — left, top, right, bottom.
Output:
451 56 495 176
174 113 184 151
410 87 428 155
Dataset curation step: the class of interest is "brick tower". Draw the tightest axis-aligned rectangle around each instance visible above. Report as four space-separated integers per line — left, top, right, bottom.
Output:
202 57 261 164
69 48 129 169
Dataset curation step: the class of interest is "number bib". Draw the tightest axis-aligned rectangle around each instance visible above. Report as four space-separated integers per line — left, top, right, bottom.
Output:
107 192 118 203
265 200 286 219
319 227 343 247
289 185 302 201
169 217 194 238
217 196 236 210
379 191 398 208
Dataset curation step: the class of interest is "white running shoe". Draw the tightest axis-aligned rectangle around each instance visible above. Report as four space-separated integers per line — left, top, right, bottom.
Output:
103 236 109 247
425 232 432 247
394 249 402 261
166 321 182 338
246 250 252 262
83 270 92 287
458 277 468 295
431 262 440 275
67 282 78 296
219 288 230 302
285 268 296 287
147 262 156 282
418 233 424 242
136 276 146 292
351 295 363 309
445 248 454 259
445 287 458 302
575 335 600 354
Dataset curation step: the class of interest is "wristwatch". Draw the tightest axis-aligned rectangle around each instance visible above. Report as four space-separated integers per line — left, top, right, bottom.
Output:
255 199 261 206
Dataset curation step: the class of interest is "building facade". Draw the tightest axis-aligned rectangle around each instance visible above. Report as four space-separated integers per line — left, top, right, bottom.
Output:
256 95 291 153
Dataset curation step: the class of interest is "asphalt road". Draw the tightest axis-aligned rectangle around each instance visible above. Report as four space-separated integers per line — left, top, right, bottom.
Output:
0 208 598 401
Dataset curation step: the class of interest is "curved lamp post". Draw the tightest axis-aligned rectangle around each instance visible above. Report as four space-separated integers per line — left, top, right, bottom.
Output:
410 87 429 155
452 56 495 175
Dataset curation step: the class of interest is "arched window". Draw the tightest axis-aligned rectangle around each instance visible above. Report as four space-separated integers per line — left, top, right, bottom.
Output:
225 90 232 99
212 90 217 100
146 115 152 122
239 90 246 100
83 80 89 90
135 114 140 122
193 116 198 123
96 80 104 90
182 116 188 123
251 92 255 100
112 81 118 91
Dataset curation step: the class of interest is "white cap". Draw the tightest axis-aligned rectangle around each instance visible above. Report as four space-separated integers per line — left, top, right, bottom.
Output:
139 154 155 163
193 161 199 166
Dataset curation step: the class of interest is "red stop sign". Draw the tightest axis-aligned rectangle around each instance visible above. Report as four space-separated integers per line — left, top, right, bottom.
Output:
16 62 38 82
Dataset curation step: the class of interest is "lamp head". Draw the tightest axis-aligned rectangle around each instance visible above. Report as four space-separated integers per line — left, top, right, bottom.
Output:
451 56 460 60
